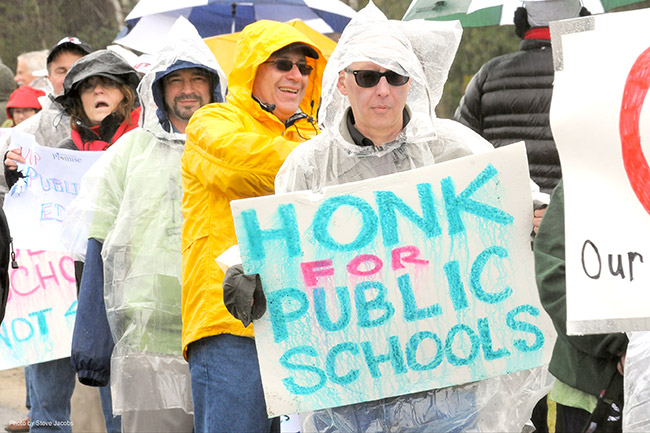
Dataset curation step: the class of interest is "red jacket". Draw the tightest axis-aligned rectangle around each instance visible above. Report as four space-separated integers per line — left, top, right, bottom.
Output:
69 107 141 151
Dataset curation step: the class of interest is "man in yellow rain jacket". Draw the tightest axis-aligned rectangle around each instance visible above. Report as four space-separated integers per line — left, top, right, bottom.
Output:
180 20 325 433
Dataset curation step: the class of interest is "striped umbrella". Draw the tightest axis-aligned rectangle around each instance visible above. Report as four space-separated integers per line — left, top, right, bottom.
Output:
403 0 648 26
115 0 356 54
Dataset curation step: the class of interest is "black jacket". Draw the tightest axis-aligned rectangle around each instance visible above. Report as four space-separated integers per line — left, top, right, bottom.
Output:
455 38 559 194
0 209 12 325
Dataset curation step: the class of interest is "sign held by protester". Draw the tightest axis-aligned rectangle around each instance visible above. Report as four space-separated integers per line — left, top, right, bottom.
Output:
3 130 102 253
231 143 553 416
0 249 77 370
550 8 650 335
0 131 101 369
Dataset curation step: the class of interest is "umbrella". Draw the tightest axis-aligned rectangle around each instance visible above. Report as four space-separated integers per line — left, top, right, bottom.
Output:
115 0 356 54
203 19 337 76
403 0 648 26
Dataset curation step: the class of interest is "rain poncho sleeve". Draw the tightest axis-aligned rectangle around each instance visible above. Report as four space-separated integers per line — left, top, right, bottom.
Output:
76 132 194 414
624 331 650 432
275 3 553 432
72 237 113 387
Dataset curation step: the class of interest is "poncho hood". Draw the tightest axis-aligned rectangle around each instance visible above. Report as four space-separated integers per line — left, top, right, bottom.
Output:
226 19 326 123
142 17 227 140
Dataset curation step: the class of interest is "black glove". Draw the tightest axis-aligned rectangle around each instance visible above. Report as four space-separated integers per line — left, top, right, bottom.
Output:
4 151 24 190
223 264 267 327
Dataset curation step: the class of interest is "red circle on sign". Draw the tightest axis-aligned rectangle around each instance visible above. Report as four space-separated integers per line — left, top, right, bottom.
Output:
620 46 650 214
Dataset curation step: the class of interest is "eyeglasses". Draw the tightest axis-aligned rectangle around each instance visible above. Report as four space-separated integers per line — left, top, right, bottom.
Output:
262 60 313 76
345 68 410 88
79 76 120 93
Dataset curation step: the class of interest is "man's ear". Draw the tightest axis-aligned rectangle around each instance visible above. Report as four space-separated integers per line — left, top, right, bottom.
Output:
336 70 348 96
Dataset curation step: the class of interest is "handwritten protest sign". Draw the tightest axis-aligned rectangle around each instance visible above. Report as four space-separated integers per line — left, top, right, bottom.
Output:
549 8 650 335
3 130 102 252
231 143 553 416
1 130 101 369
0 249 77 369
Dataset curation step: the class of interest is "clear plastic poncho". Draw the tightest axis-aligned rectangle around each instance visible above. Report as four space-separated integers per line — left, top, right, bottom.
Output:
624 331 650 431
277 2 510 194
62 17 227 415
276 3 553 431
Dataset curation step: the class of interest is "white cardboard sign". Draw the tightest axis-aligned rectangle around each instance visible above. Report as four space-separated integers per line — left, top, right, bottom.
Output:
550 8 650 335
231 143 553 416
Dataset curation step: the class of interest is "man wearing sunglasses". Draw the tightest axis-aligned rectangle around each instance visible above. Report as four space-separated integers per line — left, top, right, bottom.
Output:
180 19 325 433
271 4 549 432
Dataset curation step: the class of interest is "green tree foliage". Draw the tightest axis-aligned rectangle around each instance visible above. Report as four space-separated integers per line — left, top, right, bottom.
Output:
342 0 520 118
439 26 520 119
0 0 137 73
339 0 650 119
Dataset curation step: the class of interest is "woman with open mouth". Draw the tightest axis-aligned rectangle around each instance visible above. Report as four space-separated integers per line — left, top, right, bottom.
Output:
56 49 141 151
50 48 142 431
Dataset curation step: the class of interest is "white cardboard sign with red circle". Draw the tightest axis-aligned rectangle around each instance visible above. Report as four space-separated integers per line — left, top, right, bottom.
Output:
550 7 650 335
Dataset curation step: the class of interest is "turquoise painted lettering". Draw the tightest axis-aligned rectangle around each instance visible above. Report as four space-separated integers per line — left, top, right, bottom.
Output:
470 246 513 304
313 286 351 332
28 308 53 336
360 335 407 378
40 203 65 222
444 260 468 311
12 317 34 342
445 324 480 366
23 166 37 189
355 281 395 328
280 345 327 395
241 205 302 261
441 164 514 235
313 195 378 252
51 178 63 192
397 273 442 321
38 174 51 191
0 323 11 348
406 331 444 371
267 288 309 343
506 304 545 352
477 317 511 361
375 183 441 247
65 300 77 317
325 342 360 385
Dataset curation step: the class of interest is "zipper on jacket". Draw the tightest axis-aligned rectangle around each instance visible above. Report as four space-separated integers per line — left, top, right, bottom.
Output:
10 237 18 268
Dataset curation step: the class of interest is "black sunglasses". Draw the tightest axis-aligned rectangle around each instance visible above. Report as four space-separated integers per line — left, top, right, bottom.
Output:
262 59 313 76
345 68 410 88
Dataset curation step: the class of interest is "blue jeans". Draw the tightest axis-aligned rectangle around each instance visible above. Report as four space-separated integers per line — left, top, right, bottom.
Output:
188 334 280 433
98 384 121 433
28 357 76 433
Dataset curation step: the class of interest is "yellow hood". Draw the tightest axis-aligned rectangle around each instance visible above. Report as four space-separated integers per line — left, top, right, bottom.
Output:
227 19 326 122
